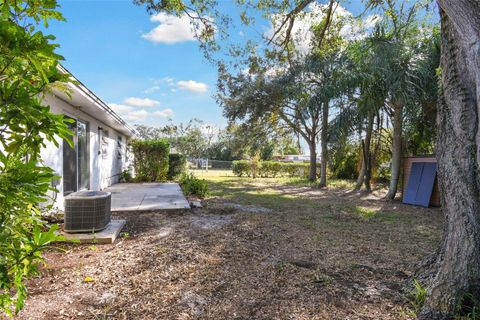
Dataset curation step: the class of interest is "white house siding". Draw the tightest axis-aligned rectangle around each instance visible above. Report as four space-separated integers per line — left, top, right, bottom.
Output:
40 94 131 210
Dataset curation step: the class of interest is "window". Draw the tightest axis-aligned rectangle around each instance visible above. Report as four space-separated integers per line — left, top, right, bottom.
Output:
98 128 109 158
117 135 123 160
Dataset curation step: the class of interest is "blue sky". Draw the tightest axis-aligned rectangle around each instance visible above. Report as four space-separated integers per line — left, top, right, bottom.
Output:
47 0 368 129
49 0 224 127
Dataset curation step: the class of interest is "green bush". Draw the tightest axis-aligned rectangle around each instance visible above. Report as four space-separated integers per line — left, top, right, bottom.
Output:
281 162 311 178
130 139 170 182
233 160 315 178
249 156 261 178
168 154 187 180
179 173 209 198
232 159 263 178
232 160 250 177
0 152 65 316
259 161 282 177
332 152 358 179
119 169 133 182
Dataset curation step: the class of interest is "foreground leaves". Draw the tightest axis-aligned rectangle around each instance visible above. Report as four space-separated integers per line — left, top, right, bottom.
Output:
0 0 70 316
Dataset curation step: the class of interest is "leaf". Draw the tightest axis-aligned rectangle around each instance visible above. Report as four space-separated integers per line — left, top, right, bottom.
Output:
83 276 94 283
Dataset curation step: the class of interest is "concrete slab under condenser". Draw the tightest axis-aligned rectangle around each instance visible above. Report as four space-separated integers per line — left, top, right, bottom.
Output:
61 220 126 244
105 183 191 212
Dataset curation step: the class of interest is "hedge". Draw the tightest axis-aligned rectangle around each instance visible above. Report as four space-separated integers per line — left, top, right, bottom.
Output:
130 139 170 182
232 160 319 178
168 153 187 180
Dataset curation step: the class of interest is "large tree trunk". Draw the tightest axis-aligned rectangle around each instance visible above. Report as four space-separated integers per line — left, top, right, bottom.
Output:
385 103 402 199
308 140 317 182
417 2 480 319
319 100 329 188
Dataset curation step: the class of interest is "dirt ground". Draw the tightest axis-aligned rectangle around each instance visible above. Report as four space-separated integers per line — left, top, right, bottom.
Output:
17 177 443 320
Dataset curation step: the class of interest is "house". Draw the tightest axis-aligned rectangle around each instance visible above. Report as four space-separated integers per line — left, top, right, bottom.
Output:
274 154 322 163
40 66 135 210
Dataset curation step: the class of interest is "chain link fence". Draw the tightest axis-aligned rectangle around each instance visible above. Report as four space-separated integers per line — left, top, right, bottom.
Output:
188 158 234 177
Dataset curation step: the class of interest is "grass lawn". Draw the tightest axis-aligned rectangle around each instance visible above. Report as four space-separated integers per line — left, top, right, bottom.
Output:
18 171 443 319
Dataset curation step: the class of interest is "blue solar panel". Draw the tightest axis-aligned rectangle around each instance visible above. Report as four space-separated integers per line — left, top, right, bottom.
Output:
403 162 423 205
403 162 437 207
415 162 437 207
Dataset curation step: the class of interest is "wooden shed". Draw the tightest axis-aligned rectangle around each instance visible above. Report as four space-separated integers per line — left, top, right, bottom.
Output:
402 155 441 207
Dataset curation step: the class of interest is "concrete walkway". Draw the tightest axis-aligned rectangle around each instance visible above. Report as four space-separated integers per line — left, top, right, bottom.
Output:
104 183 191 212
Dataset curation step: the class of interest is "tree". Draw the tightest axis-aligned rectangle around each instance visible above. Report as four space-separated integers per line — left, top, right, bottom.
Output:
135 120 212 158
0 0 70 315
222 122 297 160
416 1 480 319
361 0 433 199
218 58 324 181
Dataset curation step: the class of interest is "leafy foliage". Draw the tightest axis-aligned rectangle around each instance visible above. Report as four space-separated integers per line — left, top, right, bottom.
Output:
408 279 427 316
232 160 251 177
130 139 170 182
168 154 187 180
135 120 298 161
232 160 318 178
119 169 133 183
179 173 209 198
0 0 70 315
329 142 359 180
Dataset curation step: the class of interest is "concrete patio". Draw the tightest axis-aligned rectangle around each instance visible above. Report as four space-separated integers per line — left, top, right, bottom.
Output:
104 183 191 212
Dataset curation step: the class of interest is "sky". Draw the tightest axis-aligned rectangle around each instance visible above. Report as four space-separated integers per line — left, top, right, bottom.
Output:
47 0 368 129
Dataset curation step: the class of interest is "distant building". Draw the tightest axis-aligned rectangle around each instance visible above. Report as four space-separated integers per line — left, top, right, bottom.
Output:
273 154 321 163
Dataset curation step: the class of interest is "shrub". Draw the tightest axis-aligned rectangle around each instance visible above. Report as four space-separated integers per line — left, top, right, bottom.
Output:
332 151 358 179
179 173 209 198
232 159 264 178
0 152 65 316
119 169 133 182
232 160 250 177
130 139 170 182
168 154 187 180
281 162 310 178
233 160 315 178
249 156 261 178
260 161 281 177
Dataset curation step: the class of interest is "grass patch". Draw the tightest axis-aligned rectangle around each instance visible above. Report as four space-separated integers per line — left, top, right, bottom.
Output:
353 206 377 219
328 179 357 189
407 279 427 317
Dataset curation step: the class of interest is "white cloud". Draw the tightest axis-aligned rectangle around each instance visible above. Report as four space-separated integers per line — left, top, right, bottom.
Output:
108 103 133 113
142 13 197 44
108 102 175 125
154 108 175 118
124 97 160 107
153 77 175 85
177 80 208 93
143 86 160 94
123 109 149 122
